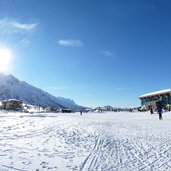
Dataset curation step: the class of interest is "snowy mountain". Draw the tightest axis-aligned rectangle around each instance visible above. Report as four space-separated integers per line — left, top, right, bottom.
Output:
0 73 83 110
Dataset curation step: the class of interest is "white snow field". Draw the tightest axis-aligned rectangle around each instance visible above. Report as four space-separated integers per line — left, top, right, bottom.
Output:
0 111 171 171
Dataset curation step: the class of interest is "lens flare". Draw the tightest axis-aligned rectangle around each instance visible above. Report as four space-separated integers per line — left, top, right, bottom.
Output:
0 49 12 72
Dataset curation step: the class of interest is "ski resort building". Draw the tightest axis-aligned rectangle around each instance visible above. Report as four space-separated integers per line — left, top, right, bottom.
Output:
139 89 171 110
2 99 22 110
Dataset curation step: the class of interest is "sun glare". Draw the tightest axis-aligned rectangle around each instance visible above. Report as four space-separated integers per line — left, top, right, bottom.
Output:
0 49 12 72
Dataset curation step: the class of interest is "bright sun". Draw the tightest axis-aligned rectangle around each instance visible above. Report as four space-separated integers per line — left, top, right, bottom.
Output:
0 49 12 72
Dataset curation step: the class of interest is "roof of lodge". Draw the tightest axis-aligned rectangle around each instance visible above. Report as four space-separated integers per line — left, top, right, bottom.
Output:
139 89 171 98
1 99 22 102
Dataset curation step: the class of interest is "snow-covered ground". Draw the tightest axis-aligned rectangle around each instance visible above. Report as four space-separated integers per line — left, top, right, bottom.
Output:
0 111 171 171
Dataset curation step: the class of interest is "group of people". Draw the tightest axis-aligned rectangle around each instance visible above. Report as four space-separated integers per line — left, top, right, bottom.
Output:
150 103 163 120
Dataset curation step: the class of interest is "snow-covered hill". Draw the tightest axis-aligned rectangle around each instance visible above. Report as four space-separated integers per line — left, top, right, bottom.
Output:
0 73 83 110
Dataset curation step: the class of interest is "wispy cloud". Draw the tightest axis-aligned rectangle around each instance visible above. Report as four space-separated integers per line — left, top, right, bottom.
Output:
58 39 84 47
19 39 31 48
0 18 38 34
101 50 114 57
116 88 131 91
13 22 37 31
45 86 70 90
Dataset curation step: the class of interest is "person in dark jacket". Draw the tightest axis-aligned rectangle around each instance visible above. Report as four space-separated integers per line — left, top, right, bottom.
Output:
157 105 163 120
150 106 154 114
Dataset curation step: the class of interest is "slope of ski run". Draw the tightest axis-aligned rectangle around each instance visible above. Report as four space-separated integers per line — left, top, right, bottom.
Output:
0 111 171 170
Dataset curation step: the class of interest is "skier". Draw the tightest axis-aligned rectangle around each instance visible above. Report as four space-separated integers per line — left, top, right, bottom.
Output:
157 104 163 120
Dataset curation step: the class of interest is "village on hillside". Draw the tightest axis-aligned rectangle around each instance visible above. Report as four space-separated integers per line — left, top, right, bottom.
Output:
0 98 138 113
0 89 171 115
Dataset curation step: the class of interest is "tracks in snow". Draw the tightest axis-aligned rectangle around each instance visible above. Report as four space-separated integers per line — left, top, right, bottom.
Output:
0 114 171 170
80 123 171 171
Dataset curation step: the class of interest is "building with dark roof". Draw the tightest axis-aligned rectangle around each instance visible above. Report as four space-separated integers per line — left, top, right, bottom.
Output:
2 99 22 110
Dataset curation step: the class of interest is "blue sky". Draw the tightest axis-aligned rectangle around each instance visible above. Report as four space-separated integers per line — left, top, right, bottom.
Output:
0 0 171 107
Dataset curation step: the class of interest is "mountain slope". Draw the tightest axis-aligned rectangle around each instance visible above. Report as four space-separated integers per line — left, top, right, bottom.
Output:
0 73 83 110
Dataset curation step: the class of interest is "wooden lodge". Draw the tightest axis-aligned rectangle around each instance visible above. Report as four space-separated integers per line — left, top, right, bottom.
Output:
2 99 22 110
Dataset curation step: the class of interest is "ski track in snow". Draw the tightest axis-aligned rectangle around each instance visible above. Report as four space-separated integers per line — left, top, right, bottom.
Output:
0 112 171 170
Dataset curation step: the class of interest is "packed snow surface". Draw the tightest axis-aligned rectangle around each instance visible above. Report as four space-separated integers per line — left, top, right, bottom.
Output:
0 111 171 170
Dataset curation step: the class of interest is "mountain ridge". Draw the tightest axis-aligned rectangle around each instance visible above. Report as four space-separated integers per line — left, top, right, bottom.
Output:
0 73 84 110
